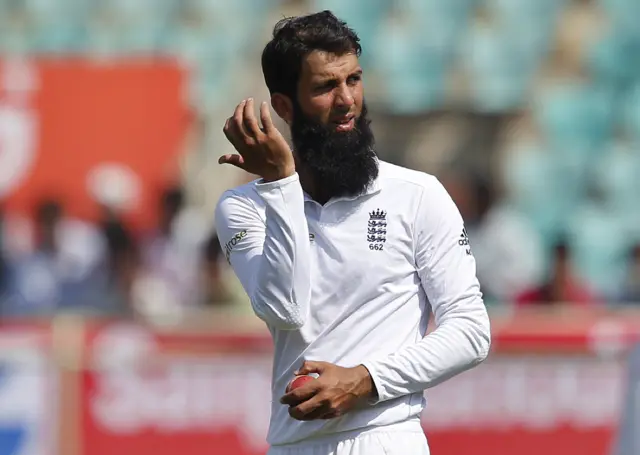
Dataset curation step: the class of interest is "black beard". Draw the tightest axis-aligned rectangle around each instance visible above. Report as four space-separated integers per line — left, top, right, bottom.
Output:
291 102 378 201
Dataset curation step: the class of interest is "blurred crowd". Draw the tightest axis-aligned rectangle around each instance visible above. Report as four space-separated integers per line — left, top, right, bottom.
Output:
1 0 640 318
0 186 241 320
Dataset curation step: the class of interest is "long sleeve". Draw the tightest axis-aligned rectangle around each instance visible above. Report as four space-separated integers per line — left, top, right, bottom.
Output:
362 177 491 403
215 174 311 330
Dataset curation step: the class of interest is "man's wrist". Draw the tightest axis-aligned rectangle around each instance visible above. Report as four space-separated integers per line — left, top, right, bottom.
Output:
261 165 296 183
352 364 378 400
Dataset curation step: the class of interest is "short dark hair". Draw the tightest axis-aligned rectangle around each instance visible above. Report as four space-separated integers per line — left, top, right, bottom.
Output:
261 10 362 99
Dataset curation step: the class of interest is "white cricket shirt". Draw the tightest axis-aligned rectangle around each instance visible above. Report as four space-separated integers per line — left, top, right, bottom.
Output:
215 160 491 447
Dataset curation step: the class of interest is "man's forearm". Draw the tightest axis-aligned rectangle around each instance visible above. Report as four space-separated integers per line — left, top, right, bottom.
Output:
251 174 312 330
361 303 490 403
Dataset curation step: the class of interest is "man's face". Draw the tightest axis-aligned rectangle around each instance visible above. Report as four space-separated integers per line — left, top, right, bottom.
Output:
286 50 377 201
296 51 364 131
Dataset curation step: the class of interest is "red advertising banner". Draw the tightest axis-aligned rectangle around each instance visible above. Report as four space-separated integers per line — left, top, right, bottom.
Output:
75 313 639 455
0 58 189 231
80 324 272 455
0 311 635 455
422 356 622 455
80 353 622 455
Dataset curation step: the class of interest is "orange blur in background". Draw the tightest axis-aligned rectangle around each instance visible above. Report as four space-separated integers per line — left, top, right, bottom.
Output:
0 59 188 231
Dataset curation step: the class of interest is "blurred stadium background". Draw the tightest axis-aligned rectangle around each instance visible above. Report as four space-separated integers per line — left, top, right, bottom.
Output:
0 0 640 454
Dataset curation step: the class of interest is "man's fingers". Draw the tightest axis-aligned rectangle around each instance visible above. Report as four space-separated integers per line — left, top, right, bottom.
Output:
295 361 327 376
218 154 246 169
233 99 248 137
260 101 275 133
243 98 262 138
222 118 233 142
289 401 332 421
280 381 320 406
288 393 332 421
233 99 246 121
223 117 243 150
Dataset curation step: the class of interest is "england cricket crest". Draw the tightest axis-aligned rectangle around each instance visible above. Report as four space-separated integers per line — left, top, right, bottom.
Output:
367 208 387 251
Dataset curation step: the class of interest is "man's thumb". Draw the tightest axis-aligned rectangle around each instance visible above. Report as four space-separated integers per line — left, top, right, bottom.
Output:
295 361 326 376
218 154 246 169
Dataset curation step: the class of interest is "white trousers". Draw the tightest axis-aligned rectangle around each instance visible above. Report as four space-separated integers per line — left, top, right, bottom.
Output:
267 427 430 455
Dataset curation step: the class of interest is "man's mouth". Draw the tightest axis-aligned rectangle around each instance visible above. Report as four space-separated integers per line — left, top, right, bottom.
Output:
332 116 355 132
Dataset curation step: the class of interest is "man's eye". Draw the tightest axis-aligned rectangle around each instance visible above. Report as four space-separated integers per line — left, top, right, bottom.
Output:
314 84 333 94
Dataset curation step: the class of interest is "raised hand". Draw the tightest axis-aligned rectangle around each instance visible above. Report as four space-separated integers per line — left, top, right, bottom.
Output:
220 98 295 182
280 361 376 421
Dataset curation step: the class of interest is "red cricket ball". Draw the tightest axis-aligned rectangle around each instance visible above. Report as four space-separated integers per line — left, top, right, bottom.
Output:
286 375 315 393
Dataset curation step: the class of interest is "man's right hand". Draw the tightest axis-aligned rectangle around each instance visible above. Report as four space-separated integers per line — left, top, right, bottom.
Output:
221 98 296 182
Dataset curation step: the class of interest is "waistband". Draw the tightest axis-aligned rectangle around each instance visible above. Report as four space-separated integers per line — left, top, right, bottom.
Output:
271 417 423 449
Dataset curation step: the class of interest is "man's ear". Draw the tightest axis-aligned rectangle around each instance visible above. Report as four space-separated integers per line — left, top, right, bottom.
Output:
271 93 294 126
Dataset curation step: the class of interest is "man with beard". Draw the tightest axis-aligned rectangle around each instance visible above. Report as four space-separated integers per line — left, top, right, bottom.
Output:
215 10 490 455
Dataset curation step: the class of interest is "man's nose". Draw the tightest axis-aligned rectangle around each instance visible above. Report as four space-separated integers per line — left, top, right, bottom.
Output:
334 84 355 109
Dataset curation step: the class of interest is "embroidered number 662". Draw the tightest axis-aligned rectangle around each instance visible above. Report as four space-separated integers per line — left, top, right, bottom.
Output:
369 244 383 251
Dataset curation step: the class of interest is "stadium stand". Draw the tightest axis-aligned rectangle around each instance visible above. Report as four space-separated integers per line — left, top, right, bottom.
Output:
0 0 639 307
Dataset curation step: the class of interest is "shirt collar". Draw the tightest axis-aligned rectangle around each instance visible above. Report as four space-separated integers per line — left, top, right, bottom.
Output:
303 167 383 204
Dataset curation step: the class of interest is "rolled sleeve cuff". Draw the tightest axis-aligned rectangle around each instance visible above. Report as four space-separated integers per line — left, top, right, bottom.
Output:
254 173 300 192
360 360 391 405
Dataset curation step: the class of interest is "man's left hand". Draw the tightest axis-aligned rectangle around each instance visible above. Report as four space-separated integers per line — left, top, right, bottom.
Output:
280 361 376 421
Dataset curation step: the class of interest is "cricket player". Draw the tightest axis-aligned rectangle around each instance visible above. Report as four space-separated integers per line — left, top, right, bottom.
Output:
215 10 491 455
